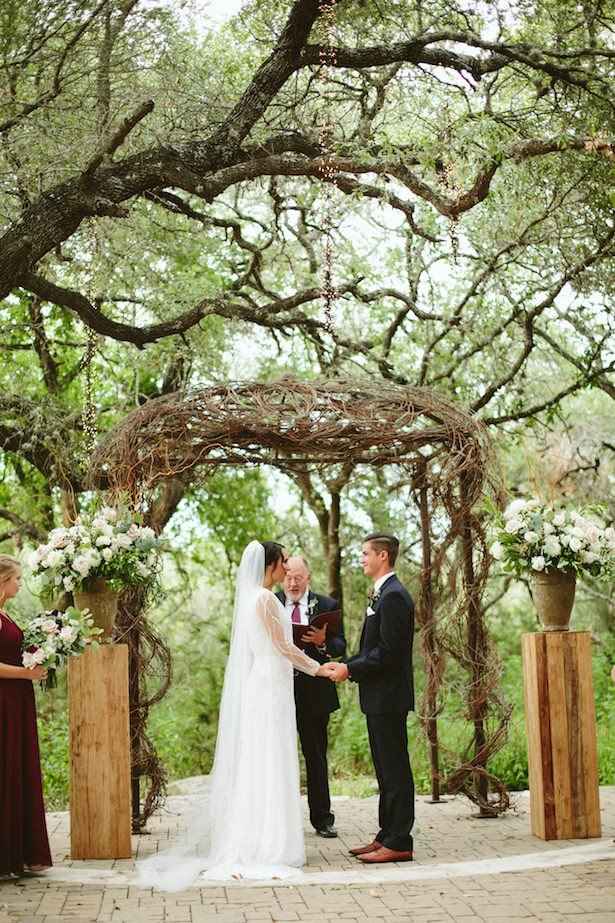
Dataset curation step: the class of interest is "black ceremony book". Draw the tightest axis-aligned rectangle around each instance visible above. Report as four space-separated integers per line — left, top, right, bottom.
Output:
292 609 342 649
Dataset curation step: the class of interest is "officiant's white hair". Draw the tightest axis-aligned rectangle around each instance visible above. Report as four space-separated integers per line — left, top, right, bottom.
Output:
288 554 310 573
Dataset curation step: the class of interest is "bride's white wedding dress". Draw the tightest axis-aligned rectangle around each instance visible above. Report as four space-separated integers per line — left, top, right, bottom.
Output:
137 542 320 890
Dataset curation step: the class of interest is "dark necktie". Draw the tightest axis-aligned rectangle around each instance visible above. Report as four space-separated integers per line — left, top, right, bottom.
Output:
291 603 301 624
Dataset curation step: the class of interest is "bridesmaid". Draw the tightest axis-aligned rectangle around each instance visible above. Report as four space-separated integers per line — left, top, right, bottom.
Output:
0 554 52 877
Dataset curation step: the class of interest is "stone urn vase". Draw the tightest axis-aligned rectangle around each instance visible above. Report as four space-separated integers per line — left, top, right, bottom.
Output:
531 568 576 631
73 577 119 640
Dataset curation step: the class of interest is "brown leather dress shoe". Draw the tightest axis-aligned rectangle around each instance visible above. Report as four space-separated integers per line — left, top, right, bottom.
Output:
348 839 382 856
358 846 413 863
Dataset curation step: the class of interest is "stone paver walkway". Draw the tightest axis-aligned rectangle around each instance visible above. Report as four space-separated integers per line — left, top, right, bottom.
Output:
1 787 614 922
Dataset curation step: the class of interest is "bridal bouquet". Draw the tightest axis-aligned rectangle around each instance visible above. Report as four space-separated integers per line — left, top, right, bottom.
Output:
30 506 160 595
22 607 102 689
490 498 615 577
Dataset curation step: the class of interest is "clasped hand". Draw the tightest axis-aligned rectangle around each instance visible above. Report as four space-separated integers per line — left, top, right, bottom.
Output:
316 662 349 683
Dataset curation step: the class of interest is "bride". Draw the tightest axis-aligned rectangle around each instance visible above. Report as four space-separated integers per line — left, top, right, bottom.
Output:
138 540 336 889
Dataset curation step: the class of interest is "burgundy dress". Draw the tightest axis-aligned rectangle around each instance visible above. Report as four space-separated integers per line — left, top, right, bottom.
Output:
0 612 52 875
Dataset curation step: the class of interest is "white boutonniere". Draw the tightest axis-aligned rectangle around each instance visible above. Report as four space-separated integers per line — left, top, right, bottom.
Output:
307 596 318 617
366 589 381 616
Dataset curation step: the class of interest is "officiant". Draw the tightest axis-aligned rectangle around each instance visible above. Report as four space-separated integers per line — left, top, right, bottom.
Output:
277 555 345 838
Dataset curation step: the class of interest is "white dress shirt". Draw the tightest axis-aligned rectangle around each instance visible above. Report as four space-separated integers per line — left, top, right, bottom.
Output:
285 590 310 625
373 571 395 595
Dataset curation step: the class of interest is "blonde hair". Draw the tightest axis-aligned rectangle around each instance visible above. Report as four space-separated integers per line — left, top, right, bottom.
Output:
0 554 21 585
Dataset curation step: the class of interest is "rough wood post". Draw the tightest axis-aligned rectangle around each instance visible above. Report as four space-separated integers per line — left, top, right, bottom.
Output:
416 460 442 802
459 475 490 814
521 630 601 840
68 644 132 858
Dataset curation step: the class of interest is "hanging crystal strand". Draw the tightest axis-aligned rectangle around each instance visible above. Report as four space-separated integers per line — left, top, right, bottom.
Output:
318 0 338 335
81 325 98 456
81 223 100 457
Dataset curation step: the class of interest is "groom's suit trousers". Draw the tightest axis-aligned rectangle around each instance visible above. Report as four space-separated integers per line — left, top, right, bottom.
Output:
367 712 414 852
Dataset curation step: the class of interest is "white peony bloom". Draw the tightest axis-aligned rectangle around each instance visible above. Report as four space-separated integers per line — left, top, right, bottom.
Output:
524 531 539 544
543 522 555 534
95 534 112 547
569 537 583 552
543 540 561 558
490 541 504 561
505 499 527 518
505 518 523 533
531 555 546 571
45 549 64 568
72 554 92 577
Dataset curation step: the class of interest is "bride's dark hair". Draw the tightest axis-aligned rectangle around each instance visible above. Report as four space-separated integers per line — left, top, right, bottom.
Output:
261 541 284 568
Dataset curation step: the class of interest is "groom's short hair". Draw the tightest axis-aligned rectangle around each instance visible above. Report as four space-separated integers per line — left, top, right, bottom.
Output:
364 532 400 566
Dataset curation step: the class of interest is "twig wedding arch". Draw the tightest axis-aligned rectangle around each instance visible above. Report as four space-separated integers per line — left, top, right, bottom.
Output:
90 376 511 818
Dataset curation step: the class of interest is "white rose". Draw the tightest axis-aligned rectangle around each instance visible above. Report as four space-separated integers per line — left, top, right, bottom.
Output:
531 556 546 571
41 618 59 634
569 537 583 552
581 551 599 564
553 512 566 526
102 548 114 561
45 549 64 567
139 527 156 541
60 626 76 642
505 499 527 517
95 534 112 547
32 648 47 665
490 541 504 561
544 540 561 557
72 554 92 577
543 522 555 534
505 518 523 533
115 533 133 549
135 562 150 578
585 525 600 543
22 651 37 669
524 531 539 544
49 529 69 549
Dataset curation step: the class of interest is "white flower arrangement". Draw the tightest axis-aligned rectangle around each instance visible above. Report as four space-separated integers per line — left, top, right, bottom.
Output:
22 607 102 689
30 506 161 594
490 498 615 577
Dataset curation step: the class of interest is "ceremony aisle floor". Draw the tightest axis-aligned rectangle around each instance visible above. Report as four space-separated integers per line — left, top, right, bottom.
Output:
1 785 614 923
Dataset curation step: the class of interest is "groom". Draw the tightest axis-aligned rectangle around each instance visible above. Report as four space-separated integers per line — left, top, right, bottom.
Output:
329 532 415 863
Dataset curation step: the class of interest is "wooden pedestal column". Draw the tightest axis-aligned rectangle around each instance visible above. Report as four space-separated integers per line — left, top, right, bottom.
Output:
68 644 132 858
521 631 601 840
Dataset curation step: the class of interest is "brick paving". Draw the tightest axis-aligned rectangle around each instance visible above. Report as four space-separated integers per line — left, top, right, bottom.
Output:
1 787 614 923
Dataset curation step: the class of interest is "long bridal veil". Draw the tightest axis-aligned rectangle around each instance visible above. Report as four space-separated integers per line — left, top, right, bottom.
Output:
137 540 282 890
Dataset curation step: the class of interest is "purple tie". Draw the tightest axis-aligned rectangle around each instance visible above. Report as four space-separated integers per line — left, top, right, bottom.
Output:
291 604 301 624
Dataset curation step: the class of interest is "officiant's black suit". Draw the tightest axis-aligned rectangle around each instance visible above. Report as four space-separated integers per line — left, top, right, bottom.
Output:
276 589 346 831
346 574 415 852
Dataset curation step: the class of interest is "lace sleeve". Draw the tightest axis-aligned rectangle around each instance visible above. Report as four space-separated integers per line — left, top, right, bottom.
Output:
256 591 320 676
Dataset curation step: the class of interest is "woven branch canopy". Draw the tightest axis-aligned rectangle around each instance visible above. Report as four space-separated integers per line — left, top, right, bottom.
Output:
89 378 495 504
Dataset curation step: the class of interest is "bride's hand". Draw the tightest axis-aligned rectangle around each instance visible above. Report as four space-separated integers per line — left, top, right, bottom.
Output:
316 662 338 680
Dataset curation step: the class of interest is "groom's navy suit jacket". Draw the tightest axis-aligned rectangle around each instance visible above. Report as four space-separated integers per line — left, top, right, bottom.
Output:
347 574 414 715
276 589 346 714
